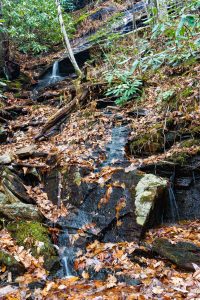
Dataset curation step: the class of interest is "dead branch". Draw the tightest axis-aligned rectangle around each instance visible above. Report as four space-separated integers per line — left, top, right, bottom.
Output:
35 88 89 140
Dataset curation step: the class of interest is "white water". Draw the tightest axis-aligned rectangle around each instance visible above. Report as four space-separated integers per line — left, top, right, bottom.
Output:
168 186 180 222
51 61 60 79
62 256 73 278
58 229 75 278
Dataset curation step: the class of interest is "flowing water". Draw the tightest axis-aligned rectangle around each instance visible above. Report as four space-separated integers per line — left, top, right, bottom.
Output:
31 61 63 98
100 125 130 168
58 229 75 278
168 186 180 223
56 122 131 276
49 61 62 84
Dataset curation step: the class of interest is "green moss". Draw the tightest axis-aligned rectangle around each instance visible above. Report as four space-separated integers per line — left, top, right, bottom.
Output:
7 221 54 256
0 250 25 274
7 221 59 271
130 124 164 155
169 152 189 165
73 171 82 186
180 87 194 98
181 139 200 148
191 126 200 134
182 57 197 67
74 12 91 26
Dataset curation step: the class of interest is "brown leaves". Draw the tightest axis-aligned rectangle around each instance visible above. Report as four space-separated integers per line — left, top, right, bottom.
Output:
98 185 113 208
0 229 47 284
25 185 68 222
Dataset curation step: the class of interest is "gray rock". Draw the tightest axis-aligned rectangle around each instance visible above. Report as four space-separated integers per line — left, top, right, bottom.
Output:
2 168 35 204
15 144 36 159
0 154 12 165
47 166 168 244
135 174 167 226
0 187 43 222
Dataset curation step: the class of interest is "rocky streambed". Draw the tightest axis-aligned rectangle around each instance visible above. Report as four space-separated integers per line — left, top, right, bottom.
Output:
1 102 200 286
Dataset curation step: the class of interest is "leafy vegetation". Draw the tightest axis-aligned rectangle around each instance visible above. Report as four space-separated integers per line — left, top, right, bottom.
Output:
103 0 200 106
105 70 142 105
3 0 75 53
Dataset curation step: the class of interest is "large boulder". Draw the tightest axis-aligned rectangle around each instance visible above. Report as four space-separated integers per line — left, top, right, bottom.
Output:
135 174 167 226
45 166 168 245
152 238 200 271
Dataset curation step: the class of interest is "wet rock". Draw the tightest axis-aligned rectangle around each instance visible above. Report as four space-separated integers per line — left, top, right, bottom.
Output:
175 177 192 189
0 250 25 275
152 238 200 271
4 61 20 81
128 108 149 118
0 154 12 165
51 167 168 244
28 281 46 291
139 155 200 222
86 266 141 285
7 221 60 272
89 6 117 21
116 274 141 286
0 128 8 143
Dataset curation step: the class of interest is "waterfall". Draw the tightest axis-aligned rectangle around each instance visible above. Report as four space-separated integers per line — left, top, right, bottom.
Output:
168 173 180 222
62 256 72 277
51 61 60 79
58 229 75 278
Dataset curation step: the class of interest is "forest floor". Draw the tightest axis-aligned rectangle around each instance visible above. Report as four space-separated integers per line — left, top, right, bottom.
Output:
0 3 200 298
0 52 200 299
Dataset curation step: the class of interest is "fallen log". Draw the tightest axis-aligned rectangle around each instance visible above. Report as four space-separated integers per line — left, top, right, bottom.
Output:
35 88 89 140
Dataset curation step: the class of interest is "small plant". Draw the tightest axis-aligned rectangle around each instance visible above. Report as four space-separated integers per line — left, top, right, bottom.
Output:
105 70 142 106
157 90 175 103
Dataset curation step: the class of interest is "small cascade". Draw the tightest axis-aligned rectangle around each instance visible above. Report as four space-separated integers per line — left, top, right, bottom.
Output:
168 185 180 222
100 125 130 168
62 256 72 277
49 61 62 84
166 173 180 223
58 229 75 278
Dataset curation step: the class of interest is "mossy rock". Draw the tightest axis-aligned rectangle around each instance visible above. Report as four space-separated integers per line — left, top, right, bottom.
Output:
129 129 163 156
181 139 200 148
0 250 25 275
6 73 31 92
7 221 60 272
168 152 189 166
152 238 200 271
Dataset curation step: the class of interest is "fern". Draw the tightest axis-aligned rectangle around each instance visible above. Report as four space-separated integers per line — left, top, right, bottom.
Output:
106 79 142 106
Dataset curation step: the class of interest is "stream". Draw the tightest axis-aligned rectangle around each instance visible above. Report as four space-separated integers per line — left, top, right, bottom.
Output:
28 0 193 281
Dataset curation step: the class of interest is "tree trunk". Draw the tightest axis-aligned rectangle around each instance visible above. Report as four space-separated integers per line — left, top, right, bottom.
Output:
0 1 6 76
55 0 83 78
